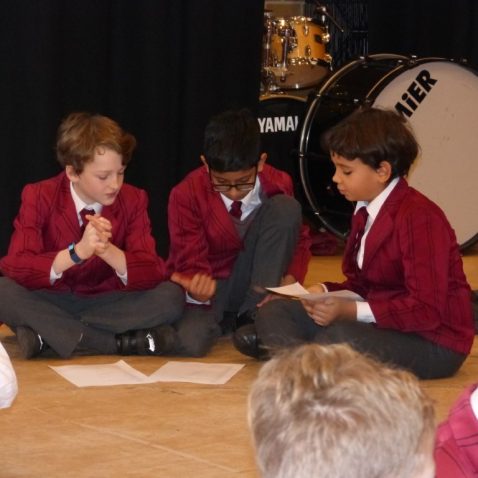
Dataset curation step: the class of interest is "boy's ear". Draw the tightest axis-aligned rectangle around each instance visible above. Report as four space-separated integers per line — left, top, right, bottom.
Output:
200 155 209 172
65 165 79 182
376 161 392 182
257 153 267 172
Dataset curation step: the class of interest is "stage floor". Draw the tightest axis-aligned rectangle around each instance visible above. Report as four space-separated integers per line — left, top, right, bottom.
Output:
1 246 477 477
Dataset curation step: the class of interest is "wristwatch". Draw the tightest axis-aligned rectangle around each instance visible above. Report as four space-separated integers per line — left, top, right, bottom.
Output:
68 242 84 264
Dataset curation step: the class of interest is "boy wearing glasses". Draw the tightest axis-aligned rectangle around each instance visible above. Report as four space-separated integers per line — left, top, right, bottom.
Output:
166 108 311 357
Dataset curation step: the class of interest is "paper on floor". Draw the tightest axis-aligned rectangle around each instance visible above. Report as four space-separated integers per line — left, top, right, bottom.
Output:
149 361 244 385
49 360 244 388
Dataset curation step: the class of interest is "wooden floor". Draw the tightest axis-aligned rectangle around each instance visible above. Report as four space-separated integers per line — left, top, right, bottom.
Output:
1 243 477 478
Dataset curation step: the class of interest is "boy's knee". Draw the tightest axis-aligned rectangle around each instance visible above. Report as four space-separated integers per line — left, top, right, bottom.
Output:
265 195 302 229
268 194 301 214
150 281 185 320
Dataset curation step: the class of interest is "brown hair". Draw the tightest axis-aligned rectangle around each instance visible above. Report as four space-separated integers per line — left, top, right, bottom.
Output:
56 112 136 173
321 107 419 178
249 343 435 478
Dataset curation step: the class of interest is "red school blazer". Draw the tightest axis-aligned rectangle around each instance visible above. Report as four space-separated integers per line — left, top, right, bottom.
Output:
325 178 474 355
0 172 166 294
167 164 311 284
435 383 478 478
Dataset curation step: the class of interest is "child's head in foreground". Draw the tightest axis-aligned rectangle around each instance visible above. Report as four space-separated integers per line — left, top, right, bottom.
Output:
248 343 436 478
321 107 419 202
56 112 136 205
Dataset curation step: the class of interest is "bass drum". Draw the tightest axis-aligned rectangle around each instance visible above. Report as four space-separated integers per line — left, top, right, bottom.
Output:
257 93 311 207
299 54 478 249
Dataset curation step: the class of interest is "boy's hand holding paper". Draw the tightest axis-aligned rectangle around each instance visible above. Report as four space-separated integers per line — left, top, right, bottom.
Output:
265 282 364 302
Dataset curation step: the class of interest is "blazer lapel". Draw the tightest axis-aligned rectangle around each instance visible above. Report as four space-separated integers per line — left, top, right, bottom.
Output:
198 168 242 244
56 174 83 239
361 179 409 271
362 214 394 270
210 191 242 244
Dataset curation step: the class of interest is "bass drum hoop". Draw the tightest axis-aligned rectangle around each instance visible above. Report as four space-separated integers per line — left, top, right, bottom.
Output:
298 53 478 249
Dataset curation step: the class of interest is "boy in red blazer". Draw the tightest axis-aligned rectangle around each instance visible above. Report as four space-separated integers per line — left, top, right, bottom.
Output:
167 108 311 356
0 112 183 359
235 107 475 379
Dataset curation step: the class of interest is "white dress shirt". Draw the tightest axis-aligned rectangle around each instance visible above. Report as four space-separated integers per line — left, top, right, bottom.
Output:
220 175 263 219
354 177 400 323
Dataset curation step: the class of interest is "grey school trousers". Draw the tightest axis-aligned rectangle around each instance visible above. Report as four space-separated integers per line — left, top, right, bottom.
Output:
172 194 303 357
255 298 468 379
0 278 184 358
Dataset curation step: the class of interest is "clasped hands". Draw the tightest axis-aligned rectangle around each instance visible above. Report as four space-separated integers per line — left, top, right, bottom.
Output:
75 213 112 261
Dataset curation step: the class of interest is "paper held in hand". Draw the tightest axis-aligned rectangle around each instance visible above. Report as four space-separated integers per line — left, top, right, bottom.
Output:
265 282 364 302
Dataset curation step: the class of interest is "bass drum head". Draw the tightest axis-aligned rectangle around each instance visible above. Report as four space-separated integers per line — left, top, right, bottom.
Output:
257 93 310 208
374 60 478 249
299 55 478 249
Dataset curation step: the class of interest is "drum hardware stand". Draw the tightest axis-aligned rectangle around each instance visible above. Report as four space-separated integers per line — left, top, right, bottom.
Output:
278 28 296 84
262 11 276 72
312 2 344 70
261 68 282 93
314 2 345 34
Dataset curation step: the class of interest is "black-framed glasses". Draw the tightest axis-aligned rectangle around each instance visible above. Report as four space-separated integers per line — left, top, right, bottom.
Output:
209 167 257 193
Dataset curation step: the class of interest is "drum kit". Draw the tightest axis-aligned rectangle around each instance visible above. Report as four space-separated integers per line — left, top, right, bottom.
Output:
258 7 478 250
261 12 333 92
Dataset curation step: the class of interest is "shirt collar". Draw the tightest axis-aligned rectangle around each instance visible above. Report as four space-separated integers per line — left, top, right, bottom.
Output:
70 182 102 216
355 177 400 221
220 174 261 210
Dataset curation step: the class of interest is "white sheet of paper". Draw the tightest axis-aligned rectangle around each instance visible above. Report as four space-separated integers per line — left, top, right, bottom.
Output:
149 362 245 385
266 282 364 301
50 360 245 388
49 360 149 387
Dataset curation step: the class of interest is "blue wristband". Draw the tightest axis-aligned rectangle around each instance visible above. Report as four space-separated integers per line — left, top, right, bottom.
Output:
68 242 84 264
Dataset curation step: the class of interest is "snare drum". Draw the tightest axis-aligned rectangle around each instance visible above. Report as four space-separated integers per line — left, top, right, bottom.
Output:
299 54 478 248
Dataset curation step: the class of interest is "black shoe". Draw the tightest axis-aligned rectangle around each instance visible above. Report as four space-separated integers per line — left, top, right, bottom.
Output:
16 326 44 359
232 324 268 360
117 325 178 356
234 308 257 331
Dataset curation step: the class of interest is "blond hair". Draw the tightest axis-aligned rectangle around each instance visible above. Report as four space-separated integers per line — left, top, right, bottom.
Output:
248 343 435 478
56 112 136 173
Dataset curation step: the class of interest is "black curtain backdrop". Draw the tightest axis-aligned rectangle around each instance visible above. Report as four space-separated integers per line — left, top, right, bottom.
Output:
0 0 264 256
368 0 478 69
1 0 477 257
